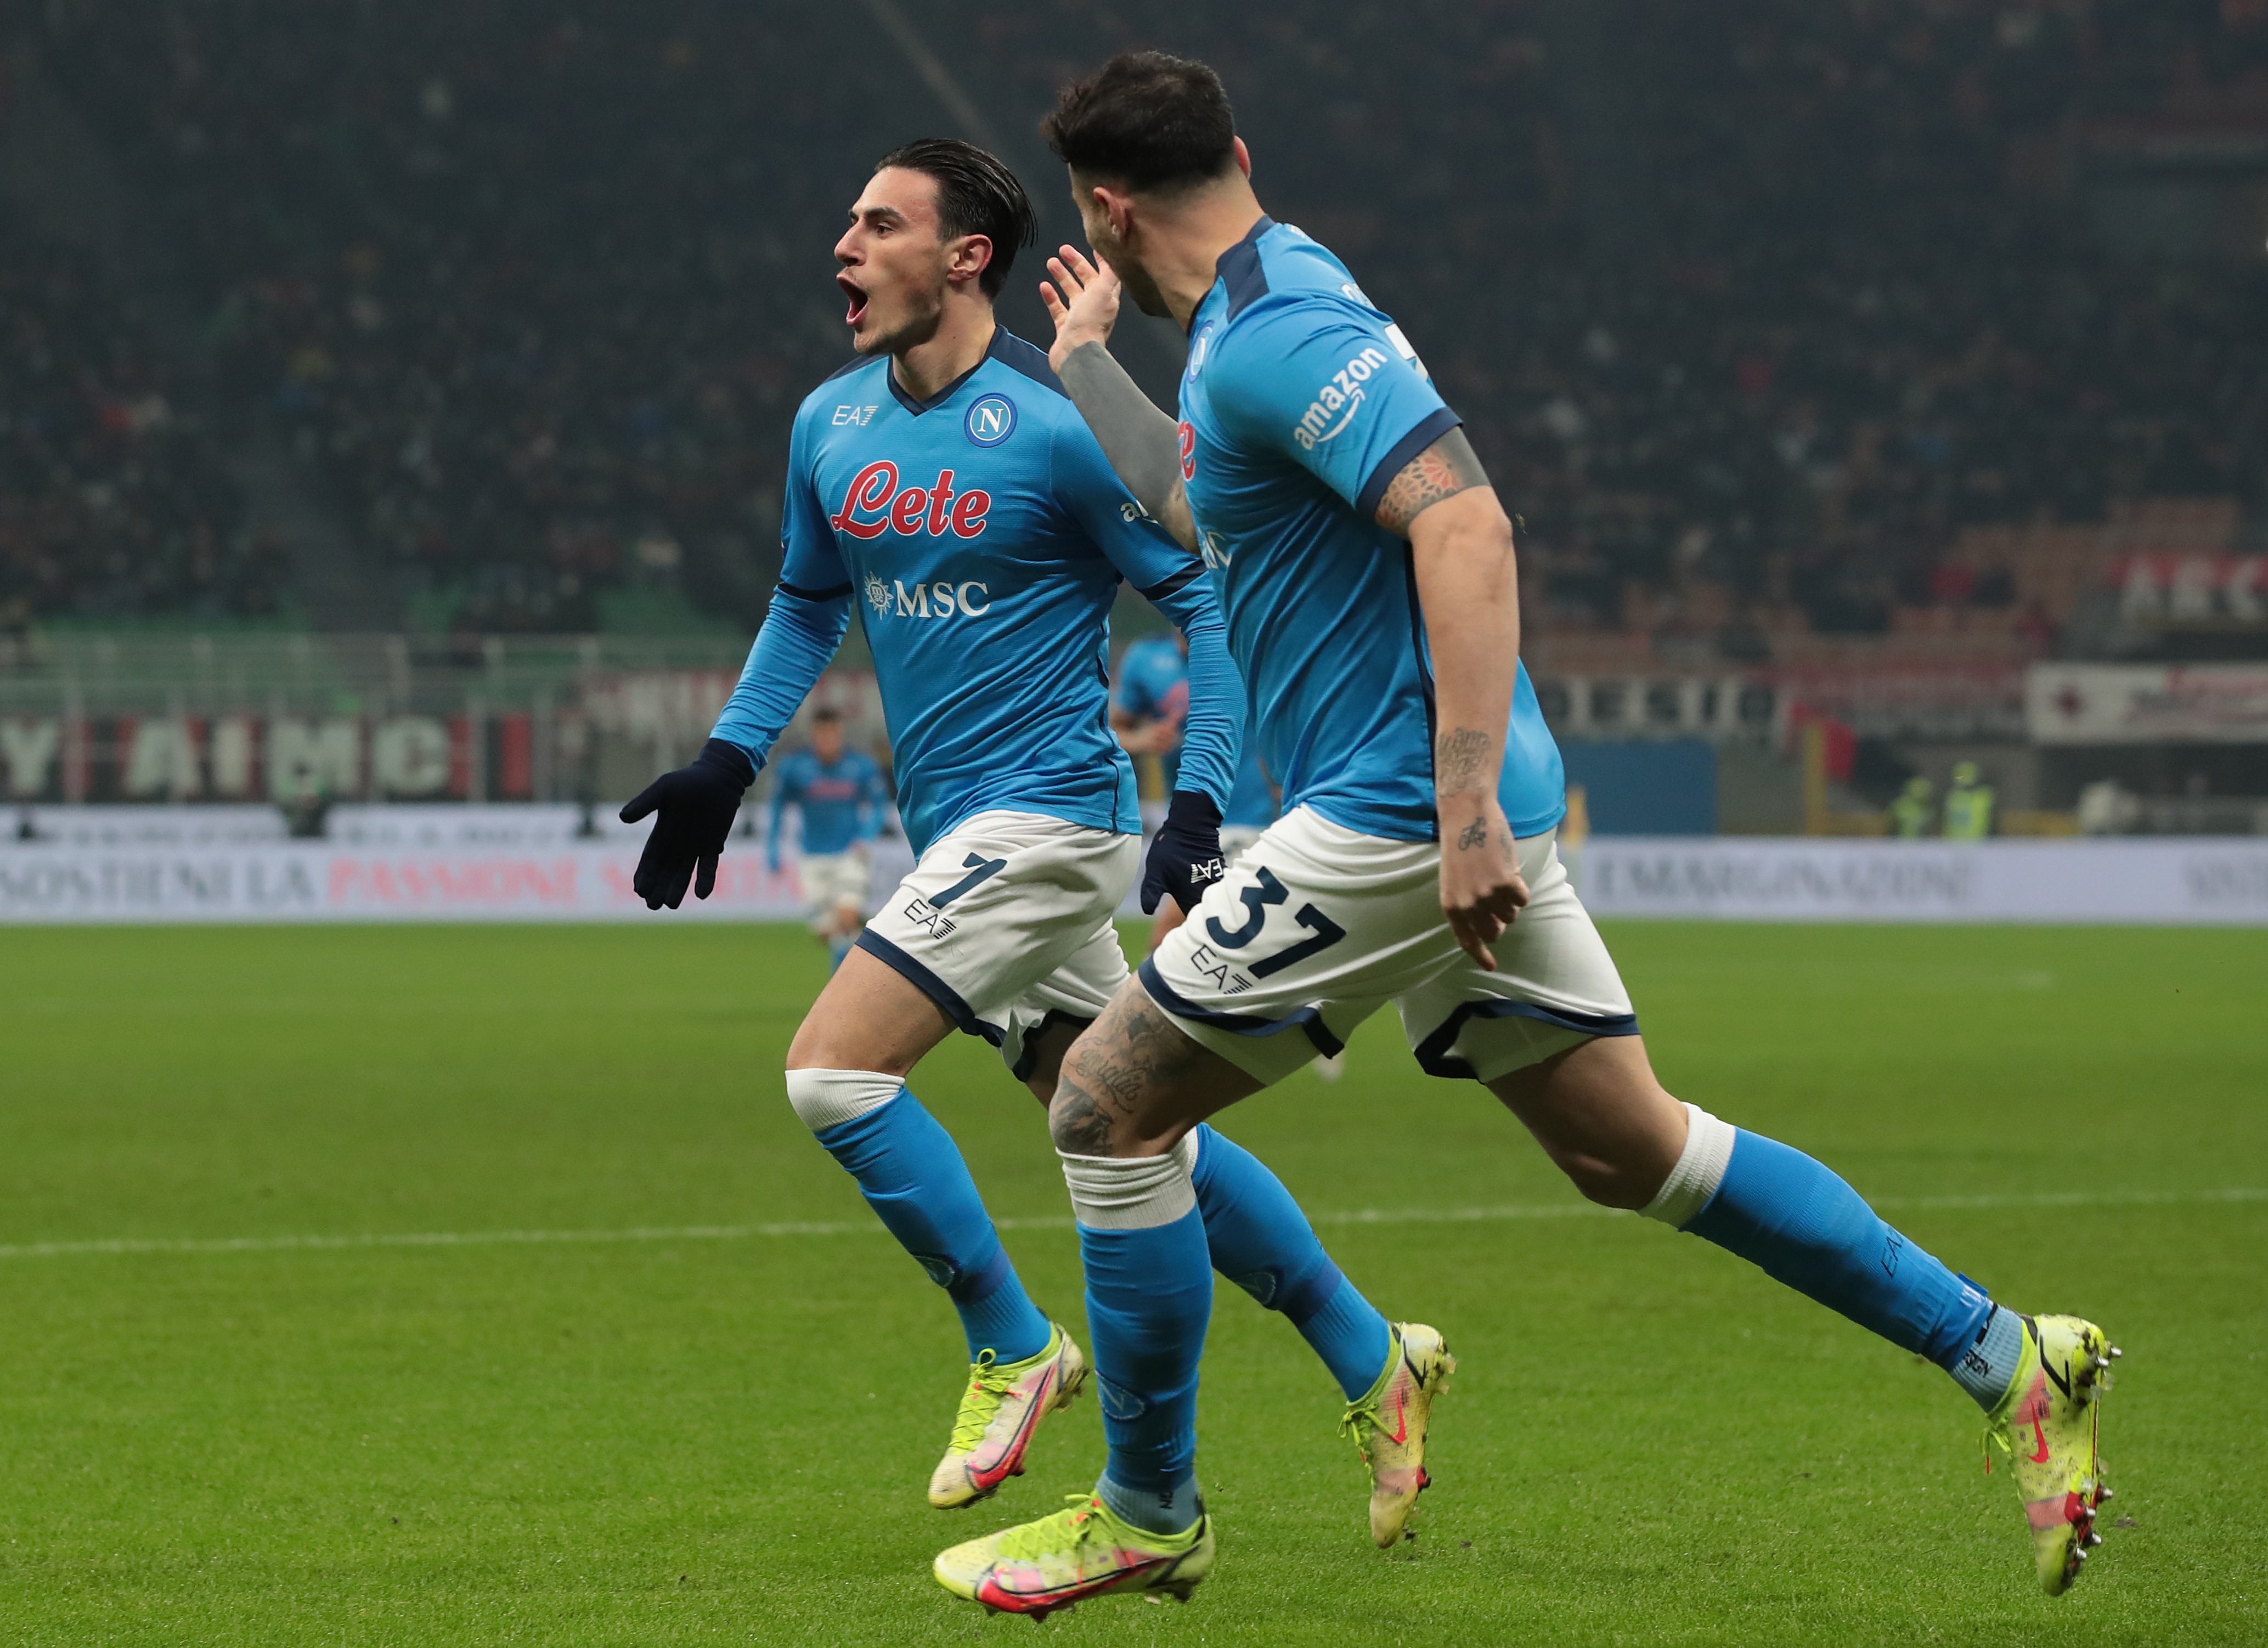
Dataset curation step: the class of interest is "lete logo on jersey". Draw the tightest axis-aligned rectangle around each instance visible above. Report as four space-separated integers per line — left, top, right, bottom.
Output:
830 462 991 540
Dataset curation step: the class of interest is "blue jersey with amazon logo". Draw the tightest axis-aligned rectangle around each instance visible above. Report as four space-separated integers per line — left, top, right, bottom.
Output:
710 328 1242 859
1176 218 1564 842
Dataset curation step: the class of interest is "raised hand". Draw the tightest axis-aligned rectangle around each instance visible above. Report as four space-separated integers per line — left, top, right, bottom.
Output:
1039 245 1124 375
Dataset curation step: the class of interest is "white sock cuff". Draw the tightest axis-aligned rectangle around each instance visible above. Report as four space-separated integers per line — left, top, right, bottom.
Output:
785 1068 904 1133
1639 1102 1737 1228
1059 1150 1197 1231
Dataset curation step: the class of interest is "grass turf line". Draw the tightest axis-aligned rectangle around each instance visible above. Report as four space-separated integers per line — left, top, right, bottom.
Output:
0 922 2260 1645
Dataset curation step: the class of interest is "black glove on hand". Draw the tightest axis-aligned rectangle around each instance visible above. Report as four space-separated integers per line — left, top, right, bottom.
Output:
618 738 755 910
1141 789 1227 916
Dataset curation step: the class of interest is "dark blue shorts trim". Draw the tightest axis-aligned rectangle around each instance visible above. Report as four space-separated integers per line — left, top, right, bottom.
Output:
855 930 1006 1047
1007 1008 1093 1084
1412 998 1640 1080
1137 957 1345 1059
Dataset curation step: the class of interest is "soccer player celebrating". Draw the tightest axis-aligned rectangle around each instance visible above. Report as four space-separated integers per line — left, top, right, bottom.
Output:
765 707 890 971
620 139 1436 1529
932 55 2118 1616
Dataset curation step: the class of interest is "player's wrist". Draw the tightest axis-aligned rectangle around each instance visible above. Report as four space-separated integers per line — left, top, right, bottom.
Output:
1164 789 1223 831
695 738 757 792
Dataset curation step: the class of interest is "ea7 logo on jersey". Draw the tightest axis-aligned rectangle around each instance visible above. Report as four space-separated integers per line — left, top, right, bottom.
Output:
865 572 994 620
1292 346 1390 450
832 404 879 425
831 462 991 540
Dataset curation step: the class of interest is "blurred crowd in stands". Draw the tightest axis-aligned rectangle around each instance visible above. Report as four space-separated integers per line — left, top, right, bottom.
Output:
10 0 2267 646
0 210 280 628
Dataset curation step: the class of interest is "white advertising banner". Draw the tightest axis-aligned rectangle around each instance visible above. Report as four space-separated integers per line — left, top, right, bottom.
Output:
0 837 918 924
7 833 2265 926
1580 837 2268 924
2027 663 2268 743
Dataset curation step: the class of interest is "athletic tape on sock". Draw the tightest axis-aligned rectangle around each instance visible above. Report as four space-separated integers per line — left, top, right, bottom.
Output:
1060 1151 1197 1231
1640 1102 1736 1228
785 1068 903 1133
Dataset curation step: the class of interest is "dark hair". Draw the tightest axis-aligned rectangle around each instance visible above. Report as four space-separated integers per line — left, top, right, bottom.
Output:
1041 52 1237 194
873 138 1037 297
811 707 843 725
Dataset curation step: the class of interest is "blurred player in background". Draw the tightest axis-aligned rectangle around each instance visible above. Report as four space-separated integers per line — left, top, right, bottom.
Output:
1111 628 1188 789
766 707 890 971
1112 628 1189 947
933 54 2120 1616
620 139 1422 1528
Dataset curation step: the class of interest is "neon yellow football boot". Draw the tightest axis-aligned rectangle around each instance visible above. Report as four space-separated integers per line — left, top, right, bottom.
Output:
1987 1312 2120 1595
927 1323 1087 1509
934 1491 1213 1619
1340 1320 1455 1547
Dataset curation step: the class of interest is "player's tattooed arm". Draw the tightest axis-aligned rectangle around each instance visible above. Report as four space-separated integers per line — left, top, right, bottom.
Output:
1408 462 1531 968
1374 426 1492 539
1042 247 1200 552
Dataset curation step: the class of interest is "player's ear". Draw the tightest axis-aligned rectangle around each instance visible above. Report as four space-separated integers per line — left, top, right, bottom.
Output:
947 232 994 288
1232 136 1252 178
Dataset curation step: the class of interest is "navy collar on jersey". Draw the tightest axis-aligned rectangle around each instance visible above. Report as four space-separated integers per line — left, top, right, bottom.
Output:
1215 215 1277 322
883 326 1058 416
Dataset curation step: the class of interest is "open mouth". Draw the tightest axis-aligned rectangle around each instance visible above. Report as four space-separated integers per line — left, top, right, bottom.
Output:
837 272 868 328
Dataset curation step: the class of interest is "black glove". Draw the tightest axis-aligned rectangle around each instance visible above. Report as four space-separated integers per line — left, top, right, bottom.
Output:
1141 789 1227 916
618 738 755 910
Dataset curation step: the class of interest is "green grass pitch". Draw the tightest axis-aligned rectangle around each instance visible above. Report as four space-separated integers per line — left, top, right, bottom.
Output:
1 921 2261 1645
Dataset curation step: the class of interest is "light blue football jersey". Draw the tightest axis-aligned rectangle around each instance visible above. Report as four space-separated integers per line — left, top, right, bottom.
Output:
766 747 889 859
1222 730 1279 831
711 329 1239 859
1177 218 1565 842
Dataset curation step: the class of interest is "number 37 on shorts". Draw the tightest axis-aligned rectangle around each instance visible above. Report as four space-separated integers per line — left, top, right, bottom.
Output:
1138 807 1640 1090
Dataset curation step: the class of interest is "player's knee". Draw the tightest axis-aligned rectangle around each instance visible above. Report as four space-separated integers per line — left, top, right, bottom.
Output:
1047 1041 1125 1156
1545 1143 1658 1210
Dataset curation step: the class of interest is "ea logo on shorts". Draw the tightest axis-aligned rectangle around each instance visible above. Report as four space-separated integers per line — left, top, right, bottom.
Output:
964 394 1017 447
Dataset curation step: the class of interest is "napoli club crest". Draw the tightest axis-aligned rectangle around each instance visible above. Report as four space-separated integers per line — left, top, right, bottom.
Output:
964 394 1017 447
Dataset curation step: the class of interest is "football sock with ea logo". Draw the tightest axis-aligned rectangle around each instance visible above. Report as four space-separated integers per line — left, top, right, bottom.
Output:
787 1069 1053 1365
1644 1102 2017 1409
1179 1124 1394 1401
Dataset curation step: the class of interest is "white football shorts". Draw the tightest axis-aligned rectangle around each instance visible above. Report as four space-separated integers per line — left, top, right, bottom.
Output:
799 849 873 929
1142 806 1636 1087
857 810 1141 1080
1218 824 1266 866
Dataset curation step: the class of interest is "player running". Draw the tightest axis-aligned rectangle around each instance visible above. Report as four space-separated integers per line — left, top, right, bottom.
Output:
765 707 890 971
933 55 2118 1617
618 139 1439 1533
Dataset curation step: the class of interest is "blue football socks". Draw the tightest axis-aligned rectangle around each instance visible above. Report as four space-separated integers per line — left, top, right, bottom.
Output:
1061 1152 1212 1534
1187 1124 1393 1400
1657 1109 2005 1403
813 1089 1053 1365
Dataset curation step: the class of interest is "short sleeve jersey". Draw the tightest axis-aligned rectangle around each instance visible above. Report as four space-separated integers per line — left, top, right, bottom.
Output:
1177 219 1565 842
777 330 1214 857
